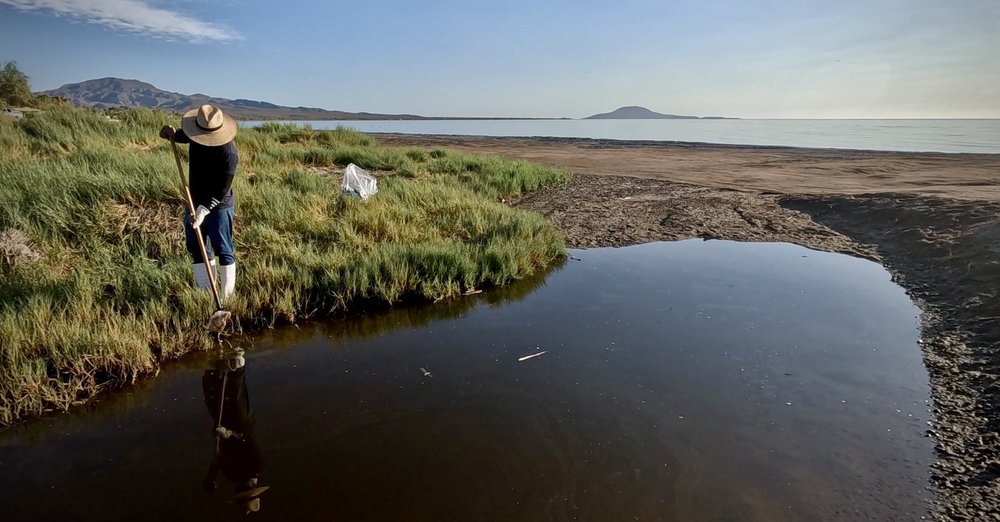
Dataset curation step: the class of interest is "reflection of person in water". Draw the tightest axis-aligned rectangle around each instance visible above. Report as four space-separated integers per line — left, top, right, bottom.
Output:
202 352 269 514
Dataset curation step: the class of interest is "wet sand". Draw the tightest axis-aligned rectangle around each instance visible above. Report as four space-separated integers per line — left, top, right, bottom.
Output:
379 134 1000 519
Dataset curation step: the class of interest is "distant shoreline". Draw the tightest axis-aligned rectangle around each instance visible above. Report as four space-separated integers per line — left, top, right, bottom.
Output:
373 133 1000 198
238 119 1000 154
367 132 1000 157
238 116 574 122
236 116 742 122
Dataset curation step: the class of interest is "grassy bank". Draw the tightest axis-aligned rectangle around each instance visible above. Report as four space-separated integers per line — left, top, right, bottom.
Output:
0 107 570 425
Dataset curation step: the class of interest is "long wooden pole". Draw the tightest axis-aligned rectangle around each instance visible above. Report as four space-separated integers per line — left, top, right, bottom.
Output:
214 370 228 455
171 138 224 311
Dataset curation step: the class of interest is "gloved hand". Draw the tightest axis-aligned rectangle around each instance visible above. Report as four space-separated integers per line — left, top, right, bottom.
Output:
159 125 175 140
191 205 210 229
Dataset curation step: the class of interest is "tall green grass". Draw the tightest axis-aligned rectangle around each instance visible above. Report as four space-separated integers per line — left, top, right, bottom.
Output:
0 107 570 425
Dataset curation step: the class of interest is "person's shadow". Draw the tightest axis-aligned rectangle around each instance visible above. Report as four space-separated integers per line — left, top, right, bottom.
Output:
202 350 269 514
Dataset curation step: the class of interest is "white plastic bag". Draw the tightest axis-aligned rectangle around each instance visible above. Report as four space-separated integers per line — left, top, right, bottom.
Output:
341 163 378 200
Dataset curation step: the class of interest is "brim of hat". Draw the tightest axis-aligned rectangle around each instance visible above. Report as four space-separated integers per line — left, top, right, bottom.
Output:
231 486 270 500
181 108 237 146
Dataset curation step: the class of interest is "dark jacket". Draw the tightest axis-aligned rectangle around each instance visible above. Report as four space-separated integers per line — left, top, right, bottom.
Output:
174 129 238 210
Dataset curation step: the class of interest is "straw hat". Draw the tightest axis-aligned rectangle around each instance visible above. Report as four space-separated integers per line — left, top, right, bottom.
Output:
181 104 237 146
232 485 270 514
232 486 270 500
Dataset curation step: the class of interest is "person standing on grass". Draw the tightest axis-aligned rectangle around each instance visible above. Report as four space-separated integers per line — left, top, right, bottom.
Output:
159 104 239 300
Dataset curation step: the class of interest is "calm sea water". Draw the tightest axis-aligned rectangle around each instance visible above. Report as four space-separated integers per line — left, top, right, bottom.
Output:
0 241 932 521
244 118 1000 154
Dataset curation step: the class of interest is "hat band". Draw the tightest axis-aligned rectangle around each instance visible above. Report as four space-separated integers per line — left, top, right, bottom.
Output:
196 119 223 132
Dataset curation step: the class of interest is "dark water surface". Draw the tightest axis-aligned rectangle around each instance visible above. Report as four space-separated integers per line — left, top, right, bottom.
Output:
0 240 933 521
244 118 1000 153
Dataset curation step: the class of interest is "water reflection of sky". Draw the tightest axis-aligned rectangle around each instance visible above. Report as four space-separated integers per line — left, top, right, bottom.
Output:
0 240 932 521
243 119 1000 154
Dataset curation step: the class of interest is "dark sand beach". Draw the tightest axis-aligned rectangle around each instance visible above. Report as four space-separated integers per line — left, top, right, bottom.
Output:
380 134 1000 519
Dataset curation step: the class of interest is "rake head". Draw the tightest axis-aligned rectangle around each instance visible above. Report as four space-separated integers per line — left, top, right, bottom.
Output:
207 310 232 334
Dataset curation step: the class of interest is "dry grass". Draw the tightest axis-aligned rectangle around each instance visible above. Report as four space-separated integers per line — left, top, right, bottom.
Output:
0 107 570 425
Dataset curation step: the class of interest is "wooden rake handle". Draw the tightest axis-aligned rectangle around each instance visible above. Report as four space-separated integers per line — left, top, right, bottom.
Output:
170 138 224 311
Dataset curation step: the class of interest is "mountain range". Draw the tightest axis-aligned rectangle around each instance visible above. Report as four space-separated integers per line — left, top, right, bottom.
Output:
41 78 435 120
40 78 731 121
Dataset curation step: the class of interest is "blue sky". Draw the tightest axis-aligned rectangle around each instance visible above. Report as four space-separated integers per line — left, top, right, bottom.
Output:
1 0 998 118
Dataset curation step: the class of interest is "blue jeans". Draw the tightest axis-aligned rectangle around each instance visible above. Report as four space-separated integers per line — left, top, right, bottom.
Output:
184 206 235 266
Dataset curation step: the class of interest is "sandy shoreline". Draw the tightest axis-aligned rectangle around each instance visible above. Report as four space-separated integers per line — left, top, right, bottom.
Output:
377 134 1000 201
378 134 1000 519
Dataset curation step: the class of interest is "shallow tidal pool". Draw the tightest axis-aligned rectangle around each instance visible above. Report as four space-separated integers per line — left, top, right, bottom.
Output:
0 240 934 521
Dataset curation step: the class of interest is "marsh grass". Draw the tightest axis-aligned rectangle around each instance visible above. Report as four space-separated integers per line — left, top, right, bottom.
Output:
0 107 570 425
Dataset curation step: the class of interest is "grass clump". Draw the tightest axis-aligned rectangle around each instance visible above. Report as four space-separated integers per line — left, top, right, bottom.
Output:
0 107 570 425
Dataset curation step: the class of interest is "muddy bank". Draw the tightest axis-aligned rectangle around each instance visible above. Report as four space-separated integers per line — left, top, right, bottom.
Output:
377 134 1000 519
513 173 871 257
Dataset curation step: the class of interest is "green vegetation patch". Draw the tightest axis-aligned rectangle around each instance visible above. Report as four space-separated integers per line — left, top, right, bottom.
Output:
0 107 570 425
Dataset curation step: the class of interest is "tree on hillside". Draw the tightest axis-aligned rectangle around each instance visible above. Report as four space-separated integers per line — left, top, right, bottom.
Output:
0 61 34 108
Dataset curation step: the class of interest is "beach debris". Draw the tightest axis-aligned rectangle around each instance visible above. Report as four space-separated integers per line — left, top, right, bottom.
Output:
463 288 482 295
518 351 548 362
0 228 41 269
341 163 378 200
419 367 432 377
569 255 583 261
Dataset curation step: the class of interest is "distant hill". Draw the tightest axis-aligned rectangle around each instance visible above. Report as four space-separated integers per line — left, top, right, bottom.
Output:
585 106 734 119
39 81 728 121
40 77 430 120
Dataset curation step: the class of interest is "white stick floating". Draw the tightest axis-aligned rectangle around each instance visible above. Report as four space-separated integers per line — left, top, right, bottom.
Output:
518 351 548 362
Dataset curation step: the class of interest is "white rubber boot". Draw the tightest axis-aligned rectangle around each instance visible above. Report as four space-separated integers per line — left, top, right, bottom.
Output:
219 262 236 301
192 260 216 290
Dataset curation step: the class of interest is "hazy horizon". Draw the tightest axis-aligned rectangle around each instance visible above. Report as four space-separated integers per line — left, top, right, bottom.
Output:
2 0 998 119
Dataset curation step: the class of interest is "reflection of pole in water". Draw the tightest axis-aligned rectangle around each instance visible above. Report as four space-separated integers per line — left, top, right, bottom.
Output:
202 349 269 514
